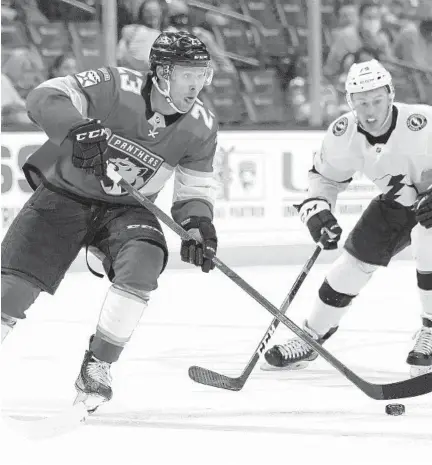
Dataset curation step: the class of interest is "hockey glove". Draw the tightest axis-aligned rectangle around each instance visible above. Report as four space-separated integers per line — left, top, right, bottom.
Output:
68 119 109 179
296 198 342 249
180 216 218 273
415 188 432 229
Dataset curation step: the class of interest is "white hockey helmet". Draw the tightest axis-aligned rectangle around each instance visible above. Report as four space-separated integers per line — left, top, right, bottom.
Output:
345 59 395 104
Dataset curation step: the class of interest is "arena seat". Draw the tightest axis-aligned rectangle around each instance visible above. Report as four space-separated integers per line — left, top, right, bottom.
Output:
27 21 71 67
393 73 422 104
275 0 307 28
1 20 29 51
241 0 281 28
204 71 248 124
68 21 104 69
320 0 336 29
240 68 286 123
212 22 258 59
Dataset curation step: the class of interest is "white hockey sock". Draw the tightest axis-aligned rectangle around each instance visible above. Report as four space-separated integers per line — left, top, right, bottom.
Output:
419 288 432 321
96 285 148 346
307 299 350 338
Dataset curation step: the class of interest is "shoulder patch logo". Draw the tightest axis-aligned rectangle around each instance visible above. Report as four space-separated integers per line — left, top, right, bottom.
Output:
98 67 111 82
407 114 427 131
332 117 348 136
75 70 101 88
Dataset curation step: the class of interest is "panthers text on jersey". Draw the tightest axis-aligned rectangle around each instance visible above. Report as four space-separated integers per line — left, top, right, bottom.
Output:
24 66 218 223
309 103 432 208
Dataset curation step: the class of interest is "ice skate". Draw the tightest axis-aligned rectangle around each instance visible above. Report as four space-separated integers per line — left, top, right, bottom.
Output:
74 345 113 413
406 317 432 377
261 322 337 371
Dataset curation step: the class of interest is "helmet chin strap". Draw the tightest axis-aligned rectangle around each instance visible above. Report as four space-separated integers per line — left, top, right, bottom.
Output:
151 76 187 114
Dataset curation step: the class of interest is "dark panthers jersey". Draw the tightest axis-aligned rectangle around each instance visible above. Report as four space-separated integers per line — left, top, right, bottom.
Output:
24 66 218 223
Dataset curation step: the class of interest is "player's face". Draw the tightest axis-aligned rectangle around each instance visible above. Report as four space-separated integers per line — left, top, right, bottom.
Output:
169 65 208 112
351 87 390 133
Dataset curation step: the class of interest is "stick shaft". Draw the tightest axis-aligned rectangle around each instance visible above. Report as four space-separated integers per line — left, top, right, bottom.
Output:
106 165 432 400
238 243 323 382
108 169 354 378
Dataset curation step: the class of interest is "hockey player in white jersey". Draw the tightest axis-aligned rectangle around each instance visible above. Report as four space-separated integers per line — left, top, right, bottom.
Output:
263 59 432 376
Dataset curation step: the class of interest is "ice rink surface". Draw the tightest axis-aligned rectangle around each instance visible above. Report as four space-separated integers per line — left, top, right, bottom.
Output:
1 259 431 465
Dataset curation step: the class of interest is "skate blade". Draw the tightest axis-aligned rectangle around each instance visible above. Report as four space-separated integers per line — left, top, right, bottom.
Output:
260 361 309 371
74 391 107 413
409 365 432 378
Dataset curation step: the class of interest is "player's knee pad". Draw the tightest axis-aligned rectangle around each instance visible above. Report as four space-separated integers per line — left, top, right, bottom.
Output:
1 272 41 320
112 239 165 300
97 284 149 346
326 251 379 297
417 271 432 291
318 280 355 308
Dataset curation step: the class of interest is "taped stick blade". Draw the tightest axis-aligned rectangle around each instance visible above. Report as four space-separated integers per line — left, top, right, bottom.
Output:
188 366 244 391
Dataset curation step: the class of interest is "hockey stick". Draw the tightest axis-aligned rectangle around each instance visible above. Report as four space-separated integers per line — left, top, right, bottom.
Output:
106 164 432 400
189 240 325 391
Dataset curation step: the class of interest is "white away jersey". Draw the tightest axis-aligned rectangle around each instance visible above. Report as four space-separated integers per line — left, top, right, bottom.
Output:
310 103 432 207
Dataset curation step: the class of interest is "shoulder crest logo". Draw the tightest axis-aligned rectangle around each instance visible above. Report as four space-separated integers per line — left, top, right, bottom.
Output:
332 117 348 136
407 114 427 131
98 67 111 82
75 70 101 88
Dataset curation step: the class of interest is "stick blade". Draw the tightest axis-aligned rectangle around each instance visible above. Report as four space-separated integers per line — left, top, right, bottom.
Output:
188 366 244 391
381 372 432 400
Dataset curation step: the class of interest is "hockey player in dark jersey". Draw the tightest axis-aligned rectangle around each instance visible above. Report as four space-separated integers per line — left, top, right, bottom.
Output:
1 31 219 412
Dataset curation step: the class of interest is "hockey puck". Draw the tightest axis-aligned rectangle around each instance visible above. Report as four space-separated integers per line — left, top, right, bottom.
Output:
385 404 405 416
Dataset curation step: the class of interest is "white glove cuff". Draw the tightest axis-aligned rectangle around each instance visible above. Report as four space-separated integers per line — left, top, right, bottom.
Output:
299 198 331 224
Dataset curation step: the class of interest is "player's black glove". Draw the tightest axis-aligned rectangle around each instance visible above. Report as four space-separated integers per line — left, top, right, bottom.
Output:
296 197 342 249
180 216 218 273
68 119 109 179
415 187 432 229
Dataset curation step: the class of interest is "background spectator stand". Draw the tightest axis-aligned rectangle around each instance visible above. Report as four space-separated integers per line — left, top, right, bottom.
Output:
323 1 394 79
393 17 432 103
394 18 432 71
1 0 431 132
2 48 46 100
1 73 36 128
48 51 79 78
332 0 359 38
165 0 237 75
117 0 163 73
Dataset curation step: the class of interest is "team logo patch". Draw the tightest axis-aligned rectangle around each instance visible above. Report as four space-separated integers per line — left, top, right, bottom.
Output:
332 117 348 136
75 70 101 88
98 67 111 82
101 134 164 196
407 114 427 131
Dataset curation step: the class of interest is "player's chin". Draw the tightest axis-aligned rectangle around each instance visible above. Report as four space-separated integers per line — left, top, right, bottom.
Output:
181 97 196 112
362 118 381 131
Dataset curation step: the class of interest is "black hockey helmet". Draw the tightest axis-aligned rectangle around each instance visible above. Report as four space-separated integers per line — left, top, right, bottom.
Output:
149 31 211 72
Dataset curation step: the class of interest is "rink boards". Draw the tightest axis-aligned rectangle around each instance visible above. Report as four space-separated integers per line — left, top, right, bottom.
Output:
2 130 414 267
